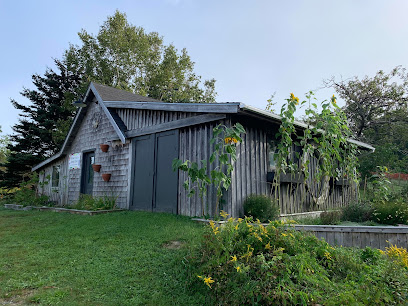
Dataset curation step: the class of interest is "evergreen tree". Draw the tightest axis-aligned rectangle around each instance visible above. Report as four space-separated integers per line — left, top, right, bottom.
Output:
3 60 82 187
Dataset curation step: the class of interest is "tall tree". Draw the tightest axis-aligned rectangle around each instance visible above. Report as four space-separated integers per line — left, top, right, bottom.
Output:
5 11 217 188
0 126 10 183
65 10 216 103
326 67 408 140
2 60 82 187
326 67 408 176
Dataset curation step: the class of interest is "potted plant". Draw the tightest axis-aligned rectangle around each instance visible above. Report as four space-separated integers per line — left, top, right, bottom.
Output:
101 173 111 182
92 164 102 172
100 144 109 152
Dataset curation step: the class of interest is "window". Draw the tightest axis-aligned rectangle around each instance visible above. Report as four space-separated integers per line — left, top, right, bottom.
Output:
268 139 278 171
52 165 60 188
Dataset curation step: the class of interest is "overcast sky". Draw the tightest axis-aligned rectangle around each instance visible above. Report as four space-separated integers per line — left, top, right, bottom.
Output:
1 0 407 136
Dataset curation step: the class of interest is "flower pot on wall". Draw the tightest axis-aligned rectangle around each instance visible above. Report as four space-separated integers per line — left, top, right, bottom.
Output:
102 173 111 182
92 164 101 172
100 144 109 152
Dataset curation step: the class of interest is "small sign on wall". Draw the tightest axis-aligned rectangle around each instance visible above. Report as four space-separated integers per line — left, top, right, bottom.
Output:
68 153 81 169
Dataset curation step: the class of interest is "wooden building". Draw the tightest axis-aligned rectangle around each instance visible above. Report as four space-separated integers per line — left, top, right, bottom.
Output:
33 82 374 217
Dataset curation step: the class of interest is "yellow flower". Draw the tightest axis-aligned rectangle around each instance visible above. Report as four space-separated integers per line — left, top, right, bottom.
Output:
290 93 295 99
203 276 215 288
197 275 203 279
237 218 243 223
265 242 271 250
231 255 237 262
220 210 229 219
224 137 238 144
234 224 239 230
209 220 219 235
281 233 287 237
236 266 241 272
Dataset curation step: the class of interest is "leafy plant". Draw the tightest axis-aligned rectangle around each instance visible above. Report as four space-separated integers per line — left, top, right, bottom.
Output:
382 243 408 269
12 172 50 207
320 211 341 225
274 92 359 208
243 194 279 222
72 194 118 211
372 199 408 225
341 201 373 223
369 166 392 204
187 213 408 305
173 123 246 217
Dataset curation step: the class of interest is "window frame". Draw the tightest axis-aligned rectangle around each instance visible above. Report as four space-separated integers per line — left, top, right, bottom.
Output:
51 165 60 189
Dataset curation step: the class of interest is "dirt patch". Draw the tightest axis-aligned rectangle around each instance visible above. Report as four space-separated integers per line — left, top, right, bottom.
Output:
162 240 185 249
0 289 36 305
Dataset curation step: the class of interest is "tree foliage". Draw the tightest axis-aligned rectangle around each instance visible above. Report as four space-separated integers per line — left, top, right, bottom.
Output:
326 67 408 175
4 11 217 188
65 10 216 103
3 60 82 187
326 66 408 140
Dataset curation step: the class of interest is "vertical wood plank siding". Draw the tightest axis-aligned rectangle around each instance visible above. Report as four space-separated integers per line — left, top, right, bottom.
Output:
38 106 358 218
230 126 269 217
116 109 197 129
177 119 232 217
230 121 358 217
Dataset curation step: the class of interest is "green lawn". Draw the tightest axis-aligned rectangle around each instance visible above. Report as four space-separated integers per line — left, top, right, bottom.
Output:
0 207 206 305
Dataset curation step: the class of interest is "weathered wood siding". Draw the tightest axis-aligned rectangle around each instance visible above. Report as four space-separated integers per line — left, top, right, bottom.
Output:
178 119 231 217
38 106 359 217
229 117 358 217
295 225 408 250
116 109 197 130
230 125 269 217
39 100 131 208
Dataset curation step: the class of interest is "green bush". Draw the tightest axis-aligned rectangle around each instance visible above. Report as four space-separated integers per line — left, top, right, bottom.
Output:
186 216 408 305
342 202 374 223
320 211 341 225
72 194 117 211
372 199 408 225
243 194 279 222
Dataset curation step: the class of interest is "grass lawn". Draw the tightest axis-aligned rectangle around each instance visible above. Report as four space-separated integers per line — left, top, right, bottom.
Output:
0 207 206 305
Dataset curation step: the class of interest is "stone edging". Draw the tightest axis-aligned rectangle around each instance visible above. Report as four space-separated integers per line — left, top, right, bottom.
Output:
3 204 124 216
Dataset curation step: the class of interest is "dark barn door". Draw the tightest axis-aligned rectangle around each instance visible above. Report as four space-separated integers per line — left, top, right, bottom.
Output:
153 131 179 213
131 130 179 213
130 135 155 211
81 151 95 195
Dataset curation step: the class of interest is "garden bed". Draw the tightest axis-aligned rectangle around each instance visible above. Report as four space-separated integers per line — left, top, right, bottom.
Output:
3 204 124 216
192 218 408 250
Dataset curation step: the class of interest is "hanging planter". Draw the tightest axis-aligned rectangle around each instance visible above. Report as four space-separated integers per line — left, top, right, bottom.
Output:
100 144 109 152
92 164 101 172
101 173 111 182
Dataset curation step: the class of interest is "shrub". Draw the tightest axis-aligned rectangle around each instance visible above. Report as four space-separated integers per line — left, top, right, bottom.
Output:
243 194 279 222
382 243 408 269
12 173 50 207
72 194 117 211
186 214 408 305
320 211 341 225
372 199 408 225
342 201 374 222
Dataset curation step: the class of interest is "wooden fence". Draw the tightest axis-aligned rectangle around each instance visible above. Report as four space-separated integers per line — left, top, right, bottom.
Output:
294 225 408 250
